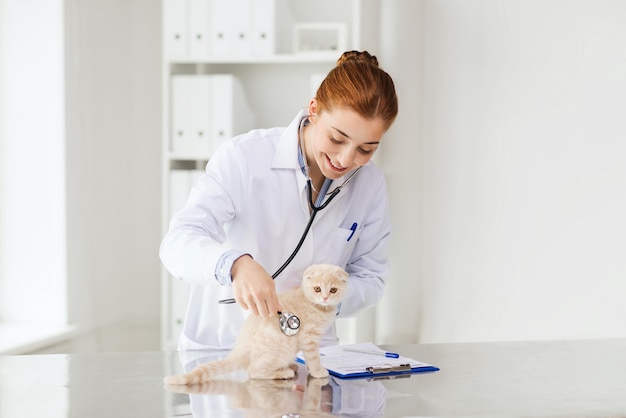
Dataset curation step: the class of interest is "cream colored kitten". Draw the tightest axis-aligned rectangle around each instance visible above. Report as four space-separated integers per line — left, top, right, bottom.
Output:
164 264 348 384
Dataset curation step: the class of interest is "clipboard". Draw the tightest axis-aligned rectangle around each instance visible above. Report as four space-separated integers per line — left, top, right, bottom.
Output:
296 342 440 379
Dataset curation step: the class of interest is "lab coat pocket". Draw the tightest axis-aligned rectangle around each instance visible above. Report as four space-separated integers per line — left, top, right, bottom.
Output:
323 223 361 265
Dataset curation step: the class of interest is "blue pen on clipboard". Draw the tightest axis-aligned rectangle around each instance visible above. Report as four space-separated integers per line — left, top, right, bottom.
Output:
347 222 358 241
342 348 400 358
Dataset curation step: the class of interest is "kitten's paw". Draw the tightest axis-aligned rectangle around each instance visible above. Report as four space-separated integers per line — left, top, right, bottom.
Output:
164 373 207 385
165 381 222 395
306 375 329 386
163 375 187 385
307 367 329 379
273 368 296 380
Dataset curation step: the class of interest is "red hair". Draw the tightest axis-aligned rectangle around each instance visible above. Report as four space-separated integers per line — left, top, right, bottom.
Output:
315 50 398 130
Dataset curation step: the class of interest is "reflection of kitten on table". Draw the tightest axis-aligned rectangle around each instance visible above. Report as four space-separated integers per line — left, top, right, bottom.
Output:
165 365 388 418
167 374 335 418
165 264 349 384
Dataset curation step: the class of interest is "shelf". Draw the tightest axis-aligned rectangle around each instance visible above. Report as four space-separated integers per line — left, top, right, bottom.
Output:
166 52 340 65
160 0 376 350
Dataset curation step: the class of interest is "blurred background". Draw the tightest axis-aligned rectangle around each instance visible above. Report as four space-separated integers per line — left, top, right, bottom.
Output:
1 0 625 355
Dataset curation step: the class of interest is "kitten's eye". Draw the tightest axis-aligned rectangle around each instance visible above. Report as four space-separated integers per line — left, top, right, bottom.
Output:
314 286 321 293
330 288 337 294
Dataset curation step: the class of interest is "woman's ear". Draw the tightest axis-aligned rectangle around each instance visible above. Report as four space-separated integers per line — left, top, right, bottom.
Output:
308 98 318 120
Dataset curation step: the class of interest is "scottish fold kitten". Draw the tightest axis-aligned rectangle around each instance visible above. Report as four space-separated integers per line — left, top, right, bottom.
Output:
164 264 348 384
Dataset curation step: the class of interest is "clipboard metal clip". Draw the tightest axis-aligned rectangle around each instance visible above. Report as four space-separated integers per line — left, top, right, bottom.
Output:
366 363 411 374
368 373 412 382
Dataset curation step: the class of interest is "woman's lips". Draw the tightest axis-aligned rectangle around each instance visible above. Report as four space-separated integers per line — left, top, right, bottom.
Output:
326 155 347 172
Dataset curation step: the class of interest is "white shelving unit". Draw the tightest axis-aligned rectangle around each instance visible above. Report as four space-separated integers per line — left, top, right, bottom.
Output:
160 0 380 350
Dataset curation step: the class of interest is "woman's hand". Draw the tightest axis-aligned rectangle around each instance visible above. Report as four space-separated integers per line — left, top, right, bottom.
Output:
231 255 282 317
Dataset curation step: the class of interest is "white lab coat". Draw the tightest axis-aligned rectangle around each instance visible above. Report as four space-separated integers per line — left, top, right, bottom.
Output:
160 109 391 350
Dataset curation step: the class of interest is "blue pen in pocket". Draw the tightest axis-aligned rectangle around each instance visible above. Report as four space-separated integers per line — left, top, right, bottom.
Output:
347 222 358 242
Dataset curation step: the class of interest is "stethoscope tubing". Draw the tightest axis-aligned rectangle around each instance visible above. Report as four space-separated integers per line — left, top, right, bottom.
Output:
218 115 360 305
271 178 341 278
218 179 341 304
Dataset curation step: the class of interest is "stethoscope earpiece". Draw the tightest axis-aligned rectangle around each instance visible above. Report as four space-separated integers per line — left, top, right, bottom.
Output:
278 311 300 336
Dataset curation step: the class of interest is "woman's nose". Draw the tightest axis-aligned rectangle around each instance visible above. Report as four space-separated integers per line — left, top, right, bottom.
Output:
337 147 356 168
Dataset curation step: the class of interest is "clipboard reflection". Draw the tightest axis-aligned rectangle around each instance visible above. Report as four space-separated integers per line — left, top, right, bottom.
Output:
166 351 387 417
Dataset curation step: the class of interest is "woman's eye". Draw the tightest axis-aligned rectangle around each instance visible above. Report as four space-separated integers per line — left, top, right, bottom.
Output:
330 288 337 293
358 148 374 155
329 136 343 144
314 286 321 292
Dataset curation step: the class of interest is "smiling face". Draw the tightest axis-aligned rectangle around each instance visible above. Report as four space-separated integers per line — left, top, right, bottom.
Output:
303 98 387 181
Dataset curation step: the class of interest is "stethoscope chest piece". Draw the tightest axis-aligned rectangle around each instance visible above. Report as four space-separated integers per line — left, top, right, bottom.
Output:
278 311 300 336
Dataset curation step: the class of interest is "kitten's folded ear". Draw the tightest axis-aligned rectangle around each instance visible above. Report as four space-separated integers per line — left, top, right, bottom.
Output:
303 263 349 281
336 268 349 282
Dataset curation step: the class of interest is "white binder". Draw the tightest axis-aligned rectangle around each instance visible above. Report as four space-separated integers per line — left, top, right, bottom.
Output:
171 75 212 156
211 0 231 55
168 0 275 57
190 169 206 190
188 0 211 57
168 168 206 218
169 169 192 218
251 0 275 55
171 76 192 154
230 0 252 55
163 0 189 57
172 74 255 157
210 74 256 151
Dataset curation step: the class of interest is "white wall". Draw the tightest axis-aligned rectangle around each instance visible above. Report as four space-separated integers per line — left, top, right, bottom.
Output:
0 0 66 325
375 0 423 344
378 0 626 343
7 0 624 348
64 0 161 333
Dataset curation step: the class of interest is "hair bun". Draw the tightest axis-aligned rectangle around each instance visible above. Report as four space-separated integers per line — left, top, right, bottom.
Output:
337 50 379 68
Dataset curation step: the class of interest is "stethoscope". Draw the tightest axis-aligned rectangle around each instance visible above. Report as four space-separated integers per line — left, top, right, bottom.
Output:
218 115 361 336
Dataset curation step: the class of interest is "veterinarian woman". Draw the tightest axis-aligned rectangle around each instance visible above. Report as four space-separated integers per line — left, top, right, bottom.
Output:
160 50 398 350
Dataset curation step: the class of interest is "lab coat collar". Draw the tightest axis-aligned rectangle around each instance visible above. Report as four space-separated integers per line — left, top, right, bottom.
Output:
272 109 306 171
